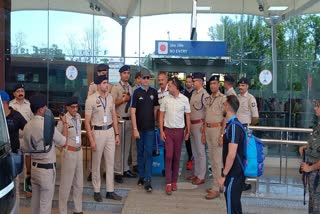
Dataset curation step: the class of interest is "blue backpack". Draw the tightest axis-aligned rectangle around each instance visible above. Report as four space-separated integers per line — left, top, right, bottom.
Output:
225 120 265 178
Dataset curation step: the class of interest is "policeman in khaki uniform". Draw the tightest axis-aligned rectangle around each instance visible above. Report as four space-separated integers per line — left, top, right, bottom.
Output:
237 77 259 126
188 72 209 185
111 65 137 184
21 95 66 214
203 75 227 199
85 75 122 202
58 97 83 214
224 75 237 96
87 64 108 181
299 100 320 213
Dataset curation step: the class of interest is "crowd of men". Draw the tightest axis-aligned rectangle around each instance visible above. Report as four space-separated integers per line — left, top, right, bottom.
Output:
0 63 262 214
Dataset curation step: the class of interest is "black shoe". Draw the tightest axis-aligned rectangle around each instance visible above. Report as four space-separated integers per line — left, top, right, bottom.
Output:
242 183 252 191
93 192 102 202
87 172 92 182
73 212 83 214
144 181 153 192
103 172 106 180
137 178 144 186
124 170 137 178
132 165 138 174
114 174 124 184
106 192 122 201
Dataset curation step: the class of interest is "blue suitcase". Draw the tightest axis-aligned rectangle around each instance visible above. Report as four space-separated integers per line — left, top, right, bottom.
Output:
152 128 165 176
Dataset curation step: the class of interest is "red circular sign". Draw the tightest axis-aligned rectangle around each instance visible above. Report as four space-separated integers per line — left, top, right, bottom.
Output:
160 44 167 52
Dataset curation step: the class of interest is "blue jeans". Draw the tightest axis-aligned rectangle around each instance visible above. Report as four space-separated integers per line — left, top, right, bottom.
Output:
136 130 154 182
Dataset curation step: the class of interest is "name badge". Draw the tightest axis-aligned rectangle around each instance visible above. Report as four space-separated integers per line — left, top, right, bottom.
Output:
76 136 80 144
104 115 108 123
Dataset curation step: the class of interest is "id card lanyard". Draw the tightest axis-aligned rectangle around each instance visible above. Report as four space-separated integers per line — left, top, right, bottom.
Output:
99 96 108 123
72 117 80 144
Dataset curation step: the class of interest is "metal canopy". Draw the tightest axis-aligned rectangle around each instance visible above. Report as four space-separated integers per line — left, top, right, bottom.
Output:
12 0 320 24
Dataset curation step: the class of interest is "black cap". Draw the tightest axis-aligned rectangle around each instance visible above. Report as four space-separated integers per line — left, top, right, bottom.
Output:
13 83 24 92
96 64 109 73
192 72 205 81
224 75 235 83
65 96 78 106
119 65 130 73
135 72 141 79
94 75 108 84
30 95 47 113
209 75 220 82
238 77 249 85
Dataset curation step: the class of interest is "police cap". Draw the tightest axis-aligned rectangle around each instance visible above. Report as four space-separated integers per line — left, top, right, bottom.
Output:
94 75 108 85
0 90 10 102
65 96 78 106
13 83 25 92
192 72 205 81
209 75 220 83
224 75 235 83
238 77 249 85
119 65 130 73
30 95 47 113
96 64 109 73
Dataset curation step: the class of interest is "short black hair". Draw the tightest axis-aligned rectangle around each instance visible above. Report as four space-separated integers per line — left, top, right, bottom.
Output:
186 75 193 80
168 77 182 90
226 95 239 113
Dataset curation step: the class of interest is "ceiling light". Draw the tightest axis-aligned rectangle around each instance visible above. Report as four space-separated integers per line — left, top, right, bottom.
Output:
197 6 211 11
268 6 288 11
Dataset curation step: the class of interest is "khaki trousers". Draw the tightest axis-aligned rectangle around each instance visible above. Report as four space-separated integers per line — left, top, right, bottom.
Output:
190 123 206 180
31 164 56 214
131 136 137 166
206 126 222 191
114 121 133 174
92 128 115 192
59 148 83 214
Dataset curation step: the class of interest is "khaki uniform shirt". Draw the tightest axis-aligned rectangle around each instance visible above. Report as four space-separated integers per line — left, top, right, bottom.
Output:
22 115 66 163
160 93 191 128
57 112 82 148
9 98 33 122
226 87 237 96
110 81 132 118
237 91 259 124
87 82 97 97
190 88 209 120
85 92 114 126
204 91 226 123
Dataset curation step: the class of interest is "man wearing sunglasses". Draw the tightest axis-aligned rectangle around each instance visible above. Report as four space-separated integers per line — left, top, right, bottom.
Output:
131 69 159 192
188 72 209 185
57 97 83 214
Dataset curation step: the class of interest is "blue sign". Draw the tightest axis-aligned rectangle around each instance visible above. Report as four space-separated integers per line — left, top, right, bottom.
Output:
155 40 227 57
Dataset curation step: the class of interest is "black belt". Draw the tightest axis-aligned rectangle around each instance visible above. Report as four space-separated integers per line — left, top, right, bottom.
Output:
93 124 113 130
32 162 56 169
122 117 131 120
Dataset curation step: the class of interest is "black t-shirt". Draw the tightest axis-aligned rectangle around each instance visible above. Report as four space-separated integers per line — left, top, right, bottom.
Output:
223 116 245 177
6 108 27 153
181 88 193 101
131 86 159 131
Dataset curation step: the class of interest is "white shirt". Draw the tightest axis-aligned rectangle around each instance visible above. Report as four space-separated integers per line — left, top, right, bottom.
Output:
160 93 191 128
158 85 169 105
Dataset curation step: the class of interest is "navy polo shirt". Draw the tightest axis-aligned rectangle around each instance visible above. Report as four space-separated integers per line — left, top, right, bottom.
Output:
131 86 159 131
223 116 245 177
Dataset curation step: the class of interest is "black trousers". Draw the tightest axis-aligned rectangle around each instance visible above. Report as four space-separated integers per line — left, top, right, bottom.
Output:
224 175 244 214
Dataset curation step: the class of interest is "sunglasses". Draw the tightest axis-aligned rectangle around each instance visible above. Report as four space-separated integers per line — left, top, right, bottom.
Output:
143 76 150 80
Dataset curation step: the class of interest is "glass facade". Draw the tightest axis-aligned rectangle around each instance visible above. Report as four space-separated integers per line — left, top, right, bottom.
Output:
3 0 320 156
